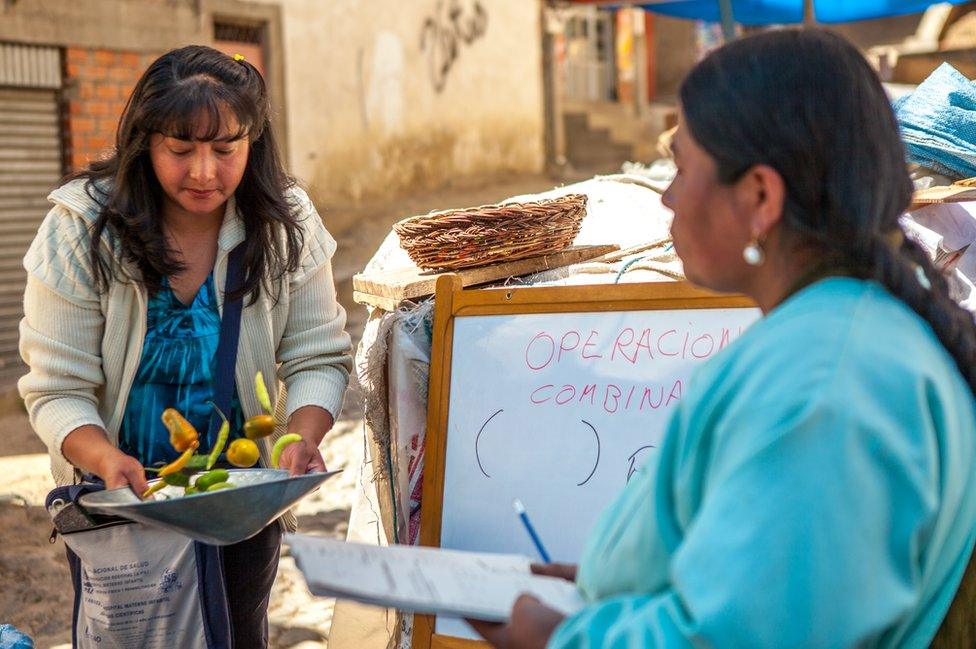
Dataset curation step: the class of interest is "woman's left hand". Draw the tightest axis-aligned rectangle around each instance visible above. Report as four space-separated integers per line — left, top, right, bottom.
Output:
276 436 327 476
467 595 565 649
278 406 334 476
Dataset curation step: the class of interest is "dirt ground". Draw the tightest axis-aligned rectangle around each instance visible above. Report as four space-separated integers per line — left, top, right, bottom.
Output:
0 173 558 648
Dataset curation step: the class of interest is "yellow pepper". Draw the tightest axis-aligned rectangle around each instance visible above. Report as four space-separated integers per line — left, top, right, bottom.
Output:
255 371 273 414
158 441 199 477
141 480 167 499
226 438 260 468
243 414 276 440
161 408 199 452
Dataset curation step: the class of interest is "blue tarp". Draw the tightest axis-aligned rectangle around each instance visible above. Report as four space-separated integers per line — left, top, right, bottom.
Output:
637 0 967 25
895 63 976 179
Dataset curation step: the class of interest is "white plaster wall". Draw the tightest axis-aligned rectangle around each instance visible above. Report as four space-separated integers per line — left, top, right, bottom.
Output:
258 0 544 202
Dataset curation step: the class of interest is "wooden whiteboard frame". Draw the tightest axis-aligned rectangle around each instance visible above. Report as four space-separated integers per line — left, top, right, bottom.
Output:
413 274 755 649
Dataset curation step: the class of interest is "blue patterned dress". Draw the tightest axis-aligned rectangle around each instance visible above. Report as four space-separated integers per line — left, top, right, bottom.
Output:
118 274 245 469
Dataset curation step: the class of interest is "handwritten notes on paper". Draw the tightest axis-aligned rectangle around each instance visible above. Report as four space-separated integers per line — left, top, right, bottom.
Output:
286 534 584 622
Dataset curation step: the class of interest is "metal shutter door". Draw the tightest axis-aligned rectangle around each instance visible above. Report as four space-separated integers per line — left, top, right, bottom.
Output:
0 87 61 379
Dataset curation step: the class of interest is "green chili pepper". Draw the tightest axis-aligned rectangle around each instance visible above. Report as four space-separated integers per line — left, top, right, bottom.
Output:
206 402 231 470
205 481 235 491
142 476 188 498
182 455 209 473
163 472 189 487
194 469 230 492
271 433 303 469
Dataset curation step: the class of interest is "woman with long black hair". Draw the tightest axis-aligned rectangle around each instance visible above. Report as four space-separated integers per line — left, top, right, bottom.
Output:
473 28 976 648
20 46 351 646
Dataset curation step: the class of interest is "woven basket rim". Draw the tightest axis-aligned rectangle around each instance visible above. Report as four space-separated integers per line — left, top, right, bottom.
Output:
393 193 588 230
393 193 588 271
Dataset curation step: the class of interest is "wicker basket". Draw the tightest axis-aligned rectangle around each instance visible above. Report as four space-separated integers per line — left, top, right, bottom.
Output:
393 193 588 271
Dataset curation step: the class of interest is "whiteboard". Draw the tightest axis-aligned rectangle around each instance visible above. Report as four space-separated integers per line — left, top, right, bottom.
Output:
435 306 760 636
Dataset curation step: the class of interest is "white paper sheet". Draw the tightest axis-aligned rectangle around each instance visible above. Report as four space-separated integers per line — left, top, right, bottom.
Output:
286 534 586 622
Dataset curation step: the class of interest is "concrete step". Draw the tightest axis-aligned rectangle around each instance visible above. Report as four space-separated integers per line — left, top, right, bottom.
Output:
567 152 632 170
567 129 624 150
566 132 632 155
565 101 675 142
564 108 637 172
567 162 631 178
568 149 631 165
562 99 679 171
566 146 632 167
563 112 590 131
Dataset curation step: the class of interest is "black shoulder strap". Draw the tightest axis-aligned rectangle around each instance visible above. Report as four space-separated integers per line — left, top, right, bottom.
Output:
208 244 246 442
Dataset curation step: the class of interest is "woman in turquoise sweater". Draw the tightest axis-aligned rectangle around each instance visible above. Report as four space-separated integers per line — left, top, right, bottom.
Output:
472 29 976 648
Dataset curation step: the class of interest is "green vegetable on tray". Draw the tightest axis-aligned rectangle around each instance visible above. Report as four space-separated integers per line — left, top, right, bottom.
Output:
194 469 230 491
140 372 301 499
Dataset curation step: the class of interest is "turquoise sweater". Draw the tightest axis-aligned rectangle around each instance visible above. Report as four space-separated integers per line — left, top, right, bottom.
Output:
551 278 976 648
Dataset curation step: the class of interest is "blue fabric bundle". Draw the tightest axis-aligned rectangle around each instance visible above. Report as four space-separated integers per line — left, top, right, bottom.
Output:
0 625 33 649
895 63 976 180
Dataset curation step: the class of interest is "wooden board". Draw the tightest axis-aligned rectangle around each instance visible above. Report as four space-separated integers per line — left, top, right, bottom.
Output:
352 245 619 311
911 184 976 210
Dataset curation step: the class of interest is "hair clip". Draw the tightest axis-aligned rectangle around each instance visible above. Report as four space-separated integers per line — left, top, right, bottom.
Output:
233 53 246 62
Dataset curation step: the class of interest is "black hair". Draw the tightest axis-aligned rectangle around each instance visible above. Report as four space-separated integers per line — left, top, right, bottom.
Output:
679 28 976 393
73 44 302 304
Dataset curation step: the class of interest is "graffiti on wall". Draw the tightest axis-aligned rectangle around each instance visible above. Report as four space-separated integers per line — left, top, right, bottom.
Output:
420 0 488 93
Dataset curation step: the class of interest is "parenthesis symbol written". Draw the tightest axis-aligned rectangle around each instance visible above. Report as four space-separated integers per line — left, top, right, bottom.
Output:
475 409 504 478
578 420 600 486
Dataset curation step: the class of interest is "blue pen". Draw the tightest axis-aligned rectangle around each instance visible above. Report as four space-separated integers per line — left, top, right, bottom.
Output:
513 499 552 563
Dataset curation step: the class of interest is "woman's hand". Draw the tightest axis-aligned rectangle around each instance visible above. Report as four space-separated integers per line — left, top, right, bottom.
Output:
531 563 577 582
468 595 566 649
62 424 149 494
96 451 150 494
279 405 334 476
276 437 327 476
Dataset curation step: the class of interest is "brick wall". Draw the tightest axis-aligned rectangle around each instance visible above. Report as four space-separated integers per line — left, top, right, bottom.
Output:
63 47 159 170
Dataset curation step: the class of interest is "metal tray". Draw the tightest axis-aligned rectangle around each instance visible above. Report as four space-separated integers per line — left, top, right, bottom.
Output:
79 468 339 546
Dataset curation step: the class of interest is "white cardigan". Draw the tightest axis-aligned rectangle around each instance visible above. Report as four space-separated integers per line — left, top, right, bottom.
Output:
19 179 353 492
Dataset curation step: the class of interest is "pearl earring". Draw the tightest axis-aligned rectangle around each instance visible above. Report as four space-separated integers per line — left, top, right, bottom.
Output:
743 238 765 266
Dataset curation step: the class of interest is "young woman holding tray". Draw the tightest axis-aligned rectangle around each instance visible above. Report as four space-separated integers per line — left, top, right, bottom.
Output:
20 46 351 646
